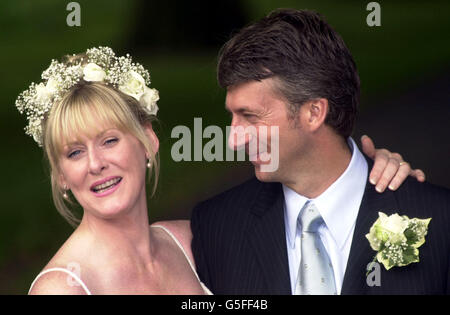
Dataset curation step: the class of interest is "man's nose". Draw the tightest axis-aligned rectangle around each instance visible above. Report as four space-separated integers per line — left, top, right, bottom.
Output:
228 123 253 151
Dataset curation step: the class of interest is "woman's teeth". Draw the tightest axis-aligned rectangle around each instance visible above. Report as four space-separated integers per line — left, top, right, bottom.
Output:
92 177 122 193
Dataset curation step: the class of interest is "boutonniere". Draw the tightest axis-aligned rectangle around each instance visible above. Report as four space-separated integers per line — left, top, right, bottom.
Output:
365 212 431 271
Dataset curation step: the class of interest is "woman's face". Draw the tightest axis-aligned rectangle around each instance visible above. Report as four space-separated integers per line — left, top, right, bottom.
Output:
58 125 157 220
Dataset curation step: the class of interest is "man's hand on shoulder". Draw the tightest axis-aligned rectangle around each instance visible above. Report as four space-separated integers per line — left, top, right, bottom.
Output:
361 135 426 193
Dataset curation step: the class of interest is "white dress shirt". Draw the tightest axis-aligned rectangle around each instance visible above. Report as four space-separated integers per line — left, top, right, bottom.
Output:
283 137 368 294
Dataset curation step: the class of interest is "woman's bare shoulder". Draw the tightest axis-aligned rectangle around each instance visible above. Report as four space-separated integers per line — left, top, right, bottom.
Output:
150 220 194 263
28 267 88 295
29 231 94 295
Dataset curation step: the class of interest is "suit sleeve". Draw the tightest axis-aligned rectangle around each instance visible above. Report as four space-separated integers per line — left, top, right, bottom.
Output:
446 259 450 294
190 202 212 291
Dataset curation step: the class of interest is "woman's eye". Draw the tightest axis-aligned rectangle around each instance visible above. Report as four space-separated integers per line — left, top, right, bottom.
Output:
68 150 81 159
104 138 118 146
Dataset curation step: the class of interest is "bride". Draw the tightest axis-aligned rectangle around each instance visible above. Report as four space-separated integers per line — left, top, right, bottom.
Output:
18 47 209 294
16 47 419 294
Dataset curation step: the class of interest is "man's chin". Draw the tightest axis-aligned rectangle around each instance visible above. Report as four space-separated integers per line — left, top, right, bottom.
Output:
254 165 278 182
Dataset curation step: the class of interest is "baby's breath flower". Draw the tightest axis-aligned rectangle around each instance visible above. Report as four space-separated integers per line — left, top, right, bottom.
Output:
15 47 159 146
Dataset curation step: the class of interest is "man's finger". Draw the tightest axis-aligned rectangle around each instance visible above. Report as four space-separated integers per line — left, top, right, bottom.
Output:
369 150 389 185
387 162 410 191
389 152 404 164
411 169 426 182
361 135 376 159
375 158 401 192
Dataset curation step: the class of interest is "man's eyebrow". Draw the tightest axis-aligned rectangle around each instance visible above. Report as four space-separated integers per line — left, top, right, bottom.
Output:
225 105 255 113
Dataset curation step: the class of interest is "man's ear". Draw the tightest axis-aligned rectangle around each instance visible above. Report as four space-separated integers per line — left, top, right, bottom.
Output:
299 98 328 132
144 123 159 155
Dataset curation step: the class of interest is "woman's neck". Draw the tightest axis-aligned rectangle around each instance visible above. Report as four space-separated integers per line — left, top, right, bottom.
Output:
77 204 156 272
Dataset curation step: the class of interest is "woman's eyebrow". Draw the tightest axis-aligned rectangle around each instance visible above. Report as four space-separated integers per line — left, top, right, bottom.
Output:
62 128 119 147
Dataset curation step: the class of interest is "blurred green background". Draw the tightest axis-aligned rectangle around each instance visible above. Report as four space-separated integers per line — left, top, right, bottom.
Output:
0 0 449 294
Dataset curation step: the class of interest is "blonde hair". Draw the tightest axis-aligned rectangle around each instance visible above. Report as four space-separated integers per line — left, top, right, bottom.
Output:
43 80 159 227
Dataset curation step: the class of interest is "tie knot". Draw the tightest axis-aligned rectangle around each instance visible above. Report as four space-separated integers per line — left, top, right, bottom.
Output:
298 202 323 232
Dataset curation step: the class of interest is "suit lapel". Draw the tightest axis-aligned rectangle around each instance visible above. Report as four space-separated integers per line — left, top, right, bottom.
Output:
341 158 399 294
242 157 402 294
246 182 292 294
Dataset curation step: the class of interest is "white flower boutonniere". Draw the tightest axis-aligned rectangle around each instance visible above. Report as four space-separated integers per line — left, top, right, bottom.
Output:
365 212 431 270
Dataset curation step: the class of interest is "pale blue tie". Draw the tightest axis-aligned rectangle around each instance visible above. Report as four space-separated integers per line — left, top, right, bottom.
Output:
295 202 337 295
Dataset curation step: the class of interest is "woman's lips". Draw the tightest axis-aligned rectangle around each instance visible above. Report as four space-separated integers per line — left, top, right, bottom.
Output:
90 176 122 197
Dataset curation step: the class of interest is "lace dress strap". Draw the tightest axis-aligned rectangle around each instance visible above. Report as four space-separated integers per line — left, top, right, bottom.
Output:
151 225 212 295
28 267 92 295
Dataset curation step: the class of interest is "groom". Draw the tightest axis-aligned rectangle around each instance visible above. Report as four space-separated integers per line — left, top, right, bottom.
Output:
190 9 450 294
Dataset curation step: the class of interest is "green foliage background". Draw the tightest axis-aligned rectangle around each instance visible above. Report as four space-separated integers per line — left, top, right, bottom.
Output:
0 0 449 293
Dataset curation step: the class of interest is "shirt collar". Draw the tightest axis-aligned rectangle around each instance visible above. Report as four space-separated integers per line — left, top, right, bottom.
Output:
283 137 368 250
283 185 309 248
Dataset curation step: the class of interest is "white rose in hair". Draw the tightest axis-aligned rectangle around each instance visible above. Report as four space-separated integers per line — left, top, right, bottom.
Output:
83 63 106 82
46 77 59 94
35 83 50 103
119 71 146 100
140 87 159 116
35 77 58 103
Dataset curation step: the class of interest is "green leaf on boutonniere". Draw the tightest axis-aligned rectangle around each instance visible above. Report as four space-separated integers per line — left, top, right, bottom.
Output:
366 212 431 271
401 246 420 266
407 218 431 248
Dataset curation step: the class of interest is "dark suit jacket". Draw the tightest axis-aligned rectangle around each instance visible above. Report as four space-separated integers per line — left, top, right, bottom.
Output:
191 159 450 294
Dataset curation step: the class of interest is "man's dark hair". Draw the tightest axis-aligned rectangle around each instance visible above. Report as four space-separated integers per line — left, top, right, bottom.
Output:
217 9 360 138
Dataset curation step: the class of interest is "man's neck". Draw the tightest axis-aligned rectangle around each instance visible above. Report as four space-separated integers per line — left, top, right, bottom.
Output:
286 134 352 199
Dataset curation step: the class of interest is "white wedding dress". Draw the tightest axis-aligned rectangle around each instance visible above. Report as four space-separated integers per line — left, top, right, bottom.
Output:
28 225 212 295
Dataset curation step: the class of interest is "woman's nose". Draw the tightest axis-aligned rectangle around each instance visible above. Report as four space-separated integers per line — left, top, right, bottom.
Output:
88 148 107 174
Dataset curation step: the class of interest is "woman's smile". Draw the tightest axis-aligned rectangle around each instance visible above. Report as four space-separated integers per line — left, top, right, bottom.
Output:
90 176 123 197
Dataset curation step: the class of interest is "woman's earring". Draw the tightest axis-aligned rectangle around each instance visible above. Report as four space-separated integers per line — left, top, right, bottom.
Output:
63 185 69 199
147 159 152 168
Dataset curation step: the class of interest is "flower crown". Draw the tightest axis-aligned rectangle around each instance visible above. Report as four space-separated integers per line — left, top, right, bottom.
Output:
15 46 159 146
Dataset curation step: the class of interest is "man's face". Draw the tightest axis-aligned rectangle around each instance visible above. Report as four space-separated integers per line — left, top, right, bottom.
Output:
225 79 310 185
